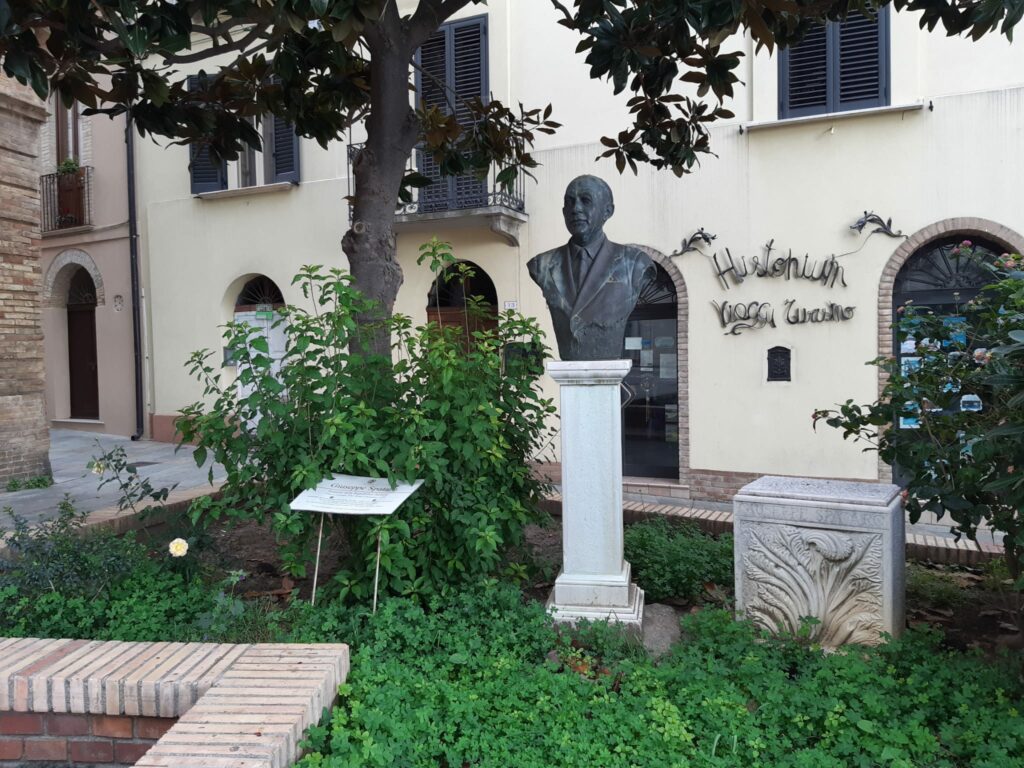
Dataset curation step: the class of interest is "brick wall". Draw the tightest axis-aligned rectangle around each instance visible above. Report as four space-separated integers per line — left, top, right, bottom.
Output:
0 712 174 766
0 76 51 483
687 468 762 502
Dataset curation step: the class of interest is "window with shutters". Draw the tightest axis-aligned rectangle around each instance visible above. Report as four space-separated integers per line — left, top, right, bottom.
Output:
188 76 301 195
415 15 488 213
778 9 890 119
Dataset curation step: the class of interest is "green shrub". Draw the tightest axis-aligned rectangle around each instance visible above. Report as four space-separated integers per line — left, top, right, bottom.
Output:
624 517 733 603
0 499 269 642
815 254 1024 583
178 250 555 601
295 585 1024 768
0 498 149 598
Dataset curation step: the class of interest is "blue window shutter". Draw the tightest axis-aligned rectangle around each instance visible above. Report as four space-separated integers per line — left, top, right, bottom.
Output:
187 75 227 194
414 16 488 212
778 9 888 119
779 23 828 118
837 11 889 110
269 114 301 183
450 17 488 208
416 26 450 212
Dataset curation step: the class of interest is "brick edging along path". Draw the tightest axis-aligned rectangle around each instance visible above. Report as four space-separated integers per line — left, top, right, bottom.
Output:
542 492 1004 567
0 638 348 768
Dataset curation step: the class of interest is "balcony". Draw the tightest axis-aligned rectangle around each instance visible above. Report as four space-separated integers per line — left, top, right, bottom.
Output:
40 166 93 233
347 144 527 246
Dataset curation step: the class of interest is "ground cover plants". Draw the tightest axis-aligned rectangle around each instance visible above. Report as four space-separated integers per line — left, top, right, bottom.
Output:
624 517 733 603
3 475 53 492
297 586 1024 768
2 501 1023 767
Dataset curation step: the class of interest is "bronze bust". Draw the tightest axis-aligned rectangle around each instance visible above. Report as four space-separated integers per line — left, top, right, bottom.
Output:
528 175 654 361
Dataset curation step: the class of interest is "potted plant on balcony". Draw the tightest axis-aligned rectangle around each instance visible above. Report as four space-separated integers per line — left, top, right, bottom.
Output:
56 157 85 228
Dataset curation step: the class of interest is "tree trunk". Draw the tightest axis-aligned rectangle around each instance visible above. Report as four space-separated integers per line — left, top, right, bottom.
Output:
341 26 421 357
342 148 407 357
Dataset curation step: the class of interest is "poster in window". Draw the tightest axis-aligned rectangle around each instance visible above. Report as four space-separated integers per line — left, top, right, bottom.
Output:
899 401 921 430
942 316 968 347
900 356 921 376
659 353 677 380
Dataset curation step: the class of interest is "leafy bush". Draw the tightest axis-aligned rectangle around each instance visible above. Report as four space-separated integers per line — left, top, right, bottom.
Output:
179 249 554 601
0 498 272 642
815 251 1024 583
624 517 733 603
0 498 148 598
295 585 1024 768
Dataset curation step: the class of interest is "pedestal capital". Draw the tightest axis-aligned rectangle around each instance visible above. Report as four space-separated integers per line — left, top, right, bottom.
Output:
545 359 631 386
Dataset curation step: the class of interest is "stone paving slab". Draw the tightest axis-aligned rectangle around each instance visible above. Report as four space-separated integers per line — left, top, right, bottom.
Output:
0 638 349 768
0 429 224 529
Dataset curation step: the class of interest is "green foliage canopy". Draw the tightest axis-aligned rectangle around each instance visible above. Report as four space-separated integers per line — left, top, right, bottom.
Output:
2 0 1020 179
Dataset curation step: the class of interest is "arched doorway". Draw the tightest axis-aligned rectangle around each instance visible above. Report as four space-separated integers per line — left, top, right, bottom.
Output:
890 237 1001 481
621 263 679 479
66 267 99 419
426 260 498 339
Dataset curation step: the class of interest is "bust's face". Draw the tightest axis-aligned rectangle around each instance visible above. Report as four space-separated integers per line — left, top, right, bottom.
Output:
562 178 613 245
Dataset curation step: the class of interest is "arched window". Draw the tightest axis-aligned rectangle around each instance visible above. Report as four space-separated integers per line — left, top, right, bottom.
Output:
235 275 286 312
426 260 498 338
893 236 1000 324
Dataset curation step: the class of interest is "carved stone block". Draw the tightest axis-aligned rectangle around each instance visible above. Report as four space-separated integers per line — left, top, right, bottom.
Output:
734 476 905 646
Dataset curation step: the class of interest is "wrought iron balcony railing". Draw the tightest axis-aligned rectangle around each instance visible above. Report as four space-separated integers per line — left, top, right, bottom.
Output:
346 143 525 221
40 166 93 233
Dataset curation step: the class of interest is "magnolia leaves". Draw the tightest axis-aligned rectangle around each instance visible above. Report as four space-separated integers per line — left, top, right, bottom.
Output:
554 0 1023 176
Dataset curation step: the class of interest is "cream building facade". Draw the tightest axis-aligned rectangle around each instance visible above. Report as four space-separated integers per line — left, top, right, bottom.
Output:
37 102 140 439
134 0 1024 500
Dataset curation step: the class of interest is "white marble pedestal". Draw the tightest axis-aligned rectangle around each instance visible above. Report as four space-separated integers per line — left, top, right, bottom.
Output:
734 476 905 646
545 360 644 627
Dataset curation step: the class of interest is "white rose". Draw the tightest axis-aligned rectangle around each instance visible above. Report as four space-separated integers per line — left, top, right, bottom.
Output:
168 538 189 558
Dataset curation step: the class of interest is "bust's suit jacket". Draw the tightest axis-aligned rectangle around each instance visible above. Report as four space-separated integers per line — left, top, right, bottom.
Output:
527 235 654 361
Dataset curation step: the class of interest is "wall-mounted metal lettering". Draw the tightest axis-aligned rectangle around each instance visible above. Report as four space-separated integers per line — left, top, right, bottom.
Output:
783 299 856 324
712 299 856 335
712 241 847 291
712 300 777 335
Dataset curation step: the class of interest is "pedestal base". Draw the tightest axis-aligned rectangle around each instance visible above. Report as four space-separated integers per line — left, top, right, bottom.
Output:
547 582 645 629
545 359 645 629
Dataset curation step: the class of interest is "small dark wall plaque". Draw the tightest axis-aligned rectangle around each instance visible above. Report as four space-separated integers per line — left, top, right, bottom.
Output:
767 346 791 382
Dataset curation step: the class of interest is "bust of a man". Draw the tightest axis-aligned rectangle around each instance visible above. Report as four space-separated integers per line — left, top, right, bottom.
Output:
527 175 654 361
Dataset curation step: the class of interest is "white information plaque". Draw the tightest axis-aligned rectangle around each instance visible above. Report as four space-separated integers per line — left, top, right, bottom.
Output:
290 474 424 516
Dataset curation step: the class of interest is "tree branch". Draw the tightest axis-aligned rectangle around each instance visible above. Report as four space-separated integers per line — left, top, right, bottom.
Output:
160 25 269 65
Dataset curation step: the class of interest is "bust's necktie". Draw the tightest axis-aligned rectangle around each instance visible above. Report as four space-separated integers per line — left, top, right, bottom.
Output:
572 245 592 293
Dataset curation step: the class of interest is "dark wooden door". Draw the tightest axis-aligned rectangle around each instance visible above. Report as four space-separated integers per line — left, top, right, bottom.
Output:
67 303 99 419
